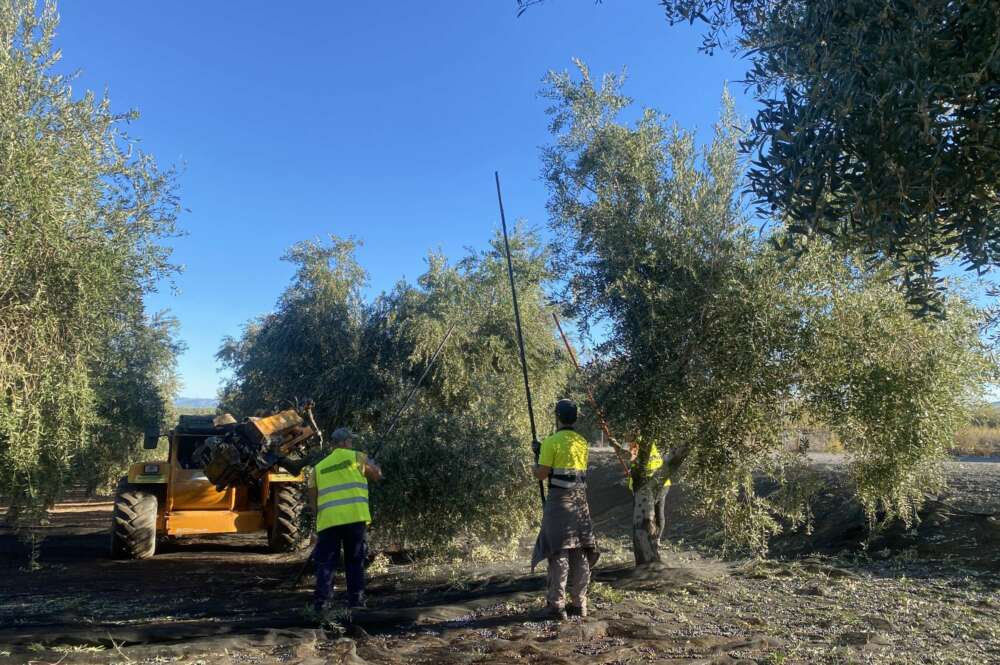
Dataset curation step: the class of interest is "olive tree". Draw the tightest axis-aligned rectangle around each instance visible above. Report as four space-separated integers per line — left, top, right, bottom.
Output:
520 0 1000 314
724 0 1000 315
219 231 571 555
542 62 991 563
217 237 391 436
0 1 180 529
371 230 570 552
76 312 183 495
797 260 992 526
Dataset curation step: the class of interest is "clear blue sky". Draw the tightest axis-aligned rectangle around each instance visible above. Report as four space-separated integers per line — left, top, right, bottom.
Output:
54 2 753 398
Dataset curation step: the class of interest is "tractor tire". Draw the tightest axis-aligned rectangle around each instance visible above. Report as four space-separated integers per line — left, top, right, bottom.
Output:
268 484 309 553
110 481 158 560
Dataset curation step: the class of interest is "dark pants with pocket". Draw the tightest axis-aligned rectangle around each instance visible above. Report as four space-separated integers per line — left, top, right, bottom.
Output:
313 521 368 609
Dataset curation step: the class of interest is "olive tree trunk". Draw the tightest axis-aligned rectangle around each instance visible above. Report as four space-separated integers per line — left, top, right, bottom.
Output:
631 479 664 565
631 444 687 567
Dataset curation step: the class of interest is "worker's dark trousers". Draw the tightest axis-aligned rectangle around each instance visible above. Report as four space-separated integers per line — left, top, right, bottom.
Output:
314 521 367 609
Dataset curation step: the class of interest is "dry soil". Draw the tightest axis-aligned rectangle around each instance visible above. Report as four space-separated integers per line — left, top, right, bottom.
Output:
2 451 999 665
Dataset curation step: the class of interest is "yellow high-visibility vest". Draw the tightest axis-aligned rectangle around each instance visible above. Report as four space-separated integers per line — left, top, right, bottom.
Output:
629 440 672 490
314 447 370 531
539 427 588 489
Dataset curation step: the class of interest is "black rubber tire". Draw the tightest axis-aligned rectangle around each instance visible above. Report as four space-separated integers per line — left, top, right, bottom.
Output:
110 481 158 560
268 483 309 553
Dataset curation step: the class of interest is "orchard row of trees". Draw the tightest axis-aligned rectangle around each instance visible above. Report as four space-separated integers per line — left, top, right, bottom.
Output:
0 2 181 528
2 0 995 567
214 63 993 561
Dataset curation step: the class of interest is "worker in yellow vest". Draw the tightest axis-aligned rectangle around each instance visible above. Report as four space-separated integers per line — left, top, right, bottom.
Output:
627 435 672 544
530 399 599 621
310 427 382 611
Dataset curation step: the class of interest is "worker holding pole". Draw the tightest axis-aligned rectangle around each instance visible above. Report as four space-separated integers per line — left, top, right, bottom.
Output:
282 324 455 594
530 399 599 620
495 173 597 620
625 434 672 544
309 427 382 612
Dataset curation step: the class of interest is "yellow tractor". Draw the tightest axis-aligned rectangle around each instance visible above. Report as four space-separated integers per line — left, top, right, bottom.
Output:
111 408 319 559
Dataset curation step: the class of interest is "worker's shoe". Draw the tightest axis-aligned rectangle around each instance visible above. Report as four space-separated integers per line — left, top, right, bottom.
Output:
567 601 588 618
545 604 568 622
302 604 326 624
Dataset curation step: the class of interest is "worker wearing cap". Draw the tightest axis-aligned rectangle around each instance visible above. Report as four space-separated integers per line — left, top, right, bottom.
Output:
530 399 599 621
310 427 382 611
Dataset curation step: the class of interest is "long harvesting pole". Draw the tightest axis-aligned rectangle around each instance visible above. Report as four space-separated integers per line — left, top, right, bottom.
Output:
552 312 631 479
495 171 545 506
371 321 457 458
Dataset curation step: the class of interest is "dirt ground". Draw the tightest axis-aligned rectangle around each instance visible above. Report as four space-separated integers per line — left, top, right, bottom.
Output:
2 451 999 665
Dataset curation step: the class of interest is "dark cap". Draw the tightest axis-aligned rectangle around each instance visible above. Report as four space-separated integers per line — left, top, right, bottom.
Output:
331 427 353 444
554 399 578 424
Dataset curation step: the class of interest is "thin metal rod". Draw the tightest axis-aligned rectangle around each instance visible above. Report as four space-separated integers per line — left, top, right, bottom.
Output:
552 312 631 479
495 171 545 506
371 322 457 457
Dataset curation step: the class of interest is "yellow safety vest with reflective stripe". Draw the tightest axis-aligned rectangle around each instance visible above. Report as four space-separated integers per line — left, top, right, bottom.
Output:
314 447 370 531
538 427 588 490
628 440 672 490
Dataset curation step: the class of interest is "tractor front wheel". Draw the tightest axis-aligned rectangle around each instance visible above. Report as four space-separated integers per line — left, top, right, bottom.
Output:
268 484 309 553
110 481 158 559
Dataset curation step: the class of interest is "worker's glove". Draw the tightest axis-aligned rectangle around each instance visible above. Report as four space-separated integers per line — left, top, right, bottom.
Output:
531 439 541 457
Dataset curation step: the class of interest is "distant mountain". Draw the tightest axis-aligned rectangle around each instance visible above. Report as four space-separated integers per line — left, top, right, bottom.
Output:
174 397 219 409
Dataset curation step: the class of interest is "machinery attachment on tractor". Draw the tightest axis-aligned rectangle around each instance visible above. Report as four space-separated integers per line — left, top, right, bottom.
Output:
194 403 321 490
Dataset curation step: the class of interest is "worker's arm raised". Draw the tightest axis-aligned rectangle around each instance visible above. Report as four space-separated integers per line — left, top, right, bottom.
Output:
608 437 633 459
359 452 383 482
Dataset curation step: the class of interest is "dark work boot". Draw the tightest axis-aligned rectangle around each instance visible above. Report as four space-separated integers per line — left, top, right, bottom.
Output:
567 600 588 618
303 603 326 624
312 593 329 615
546 603 568 621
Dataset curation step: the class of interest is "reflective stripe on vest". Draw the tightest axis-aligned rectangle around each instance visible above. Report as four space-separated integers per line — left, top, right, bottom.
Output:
539 428 589 490
314 448 370 531
549 466 587 489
